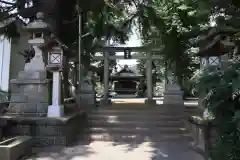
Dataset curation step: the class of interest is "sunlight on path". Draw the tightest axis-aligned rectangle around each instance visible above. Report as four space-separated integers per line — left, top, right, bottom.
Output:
27 141 203 160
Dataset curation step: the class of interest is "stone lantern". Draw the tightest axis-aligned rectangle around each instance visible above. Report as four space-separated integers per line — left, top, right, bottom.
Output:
25 12 52 45
23 12 53 71
197 28 236 112
198 27 237 68
0 12 84 148
198 36 225 68
5 12 52 117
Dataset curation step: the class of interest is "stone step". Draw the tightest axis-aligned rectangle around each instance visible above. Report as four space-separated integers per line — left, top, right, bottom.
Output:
86 106 194 144
90 109 199 117
85 133 193 142
184 107 203 116
87 127 188 134
89 119 184 128
91 109 184 115
100 104 184 109
88 114 184 121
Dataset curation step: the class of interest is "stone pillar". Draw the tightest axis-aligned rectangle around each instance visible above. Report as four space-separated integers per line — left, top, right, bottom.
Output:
145 52 156 105
6 12 51 117
47 71 64 117
163 70 183 105
100 52 111 105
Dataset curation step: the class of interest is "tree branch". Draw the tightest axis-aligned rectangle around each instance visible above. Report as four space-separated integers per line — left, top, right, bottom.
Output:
0 0 15 5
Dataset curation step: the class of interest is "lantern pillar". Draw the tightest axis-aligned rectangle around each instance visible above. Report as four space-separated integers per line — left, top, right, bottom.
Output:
48 71 63 117
47 46 64 117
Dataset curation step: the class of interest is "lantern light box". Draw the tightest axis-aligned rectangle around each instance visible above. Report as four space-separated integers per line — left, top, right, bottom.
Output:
48 47 63 68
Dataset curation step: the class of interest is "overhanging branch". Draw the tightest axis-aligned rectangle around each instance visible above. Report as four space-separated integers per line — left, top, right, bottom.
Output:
0 0 15 6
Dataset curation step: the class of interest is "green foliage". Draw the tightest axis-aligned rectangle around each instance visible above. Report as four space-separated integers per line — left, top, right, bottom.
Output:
135 0 207 87
192 62 240 160
0 88 9 103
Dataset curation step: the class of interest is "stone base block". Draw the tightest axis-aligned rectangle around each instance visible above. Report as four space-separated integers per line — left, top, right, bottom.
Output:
76 93 96 111
99 99 112 106
163 91 184 105
0 136 32 160
0 112 86 147
144 99 156 105
47 104 64 117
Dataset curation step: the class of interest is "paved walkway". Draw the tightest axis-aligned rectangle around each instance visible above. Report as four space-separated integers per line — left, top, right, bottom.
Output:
27 140 203 160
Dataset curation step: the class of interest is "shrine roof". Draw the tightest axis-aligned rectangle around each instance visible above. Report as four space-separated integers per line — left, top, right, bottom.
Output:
111 65 143 77
110 76 143 81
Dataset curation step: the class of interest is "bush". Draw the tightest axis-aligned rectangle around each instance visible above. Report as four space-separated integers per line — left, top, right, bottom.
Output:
0 89 8 103
191 61 240 160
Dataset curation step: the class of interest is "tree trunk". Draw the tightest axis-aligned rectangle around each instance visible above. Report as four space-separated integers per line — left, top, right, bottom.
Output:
63 55 70 98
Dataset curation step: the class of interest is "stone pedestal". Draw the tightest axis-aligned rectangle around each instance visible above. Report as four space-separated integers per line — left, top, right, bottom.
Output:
144 99 156 105
6 71 49 117
0 112 86 147
100 98 112 106
77 72 96 111
163 83 184 105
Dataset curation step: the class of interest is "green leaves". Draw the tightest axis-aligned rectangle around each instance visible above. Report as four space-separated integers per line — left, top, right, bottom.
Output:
135 0 210 88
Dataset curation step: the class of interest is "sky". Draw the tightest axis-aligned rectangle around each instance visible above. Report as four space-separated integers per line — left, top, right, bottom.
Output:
116 31 140 67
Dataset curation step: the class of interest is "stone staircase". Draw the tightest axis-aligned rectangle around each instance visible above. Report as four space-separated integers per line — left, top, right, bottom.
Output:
85 103 194 143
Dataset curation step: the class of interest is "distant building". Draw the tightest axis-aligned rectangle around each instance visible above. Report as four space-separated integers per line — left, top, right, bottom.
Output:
110 65 143 96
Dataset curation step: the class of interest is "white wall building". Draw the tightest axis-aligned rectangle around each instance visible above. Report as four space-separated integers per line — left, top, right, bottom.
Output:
0 19 28 92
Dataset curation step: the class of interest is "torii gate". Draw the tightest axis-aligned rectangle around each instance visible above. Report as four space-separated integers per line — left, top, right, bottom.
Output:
92 45 164 105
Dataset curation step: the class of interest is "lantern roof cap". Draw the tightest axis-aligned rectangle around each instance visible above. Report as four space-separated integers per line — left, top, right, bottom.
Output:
197 35 228 57
40 34 68 51
201 26 239 41
24 12 53 32
197 26 239 45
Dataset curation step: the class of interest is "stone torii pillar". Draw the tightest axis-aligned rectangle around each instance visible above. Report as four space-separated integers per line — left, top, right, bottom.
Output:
100 52 112 106
144 52 156 105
